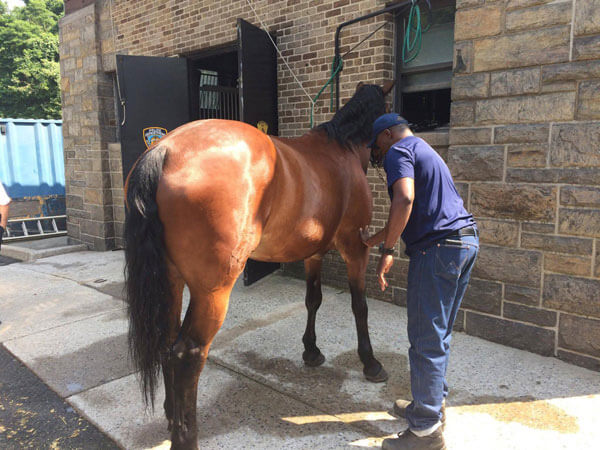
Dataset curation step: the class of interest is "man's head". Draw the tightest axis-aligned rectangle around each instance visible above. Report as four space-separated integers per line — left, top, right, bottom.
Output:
369 113 412 166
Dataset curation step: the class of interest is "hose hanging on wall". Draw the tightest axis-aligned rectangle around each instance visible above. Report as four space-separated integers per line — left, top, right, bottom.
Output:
402 0 432 63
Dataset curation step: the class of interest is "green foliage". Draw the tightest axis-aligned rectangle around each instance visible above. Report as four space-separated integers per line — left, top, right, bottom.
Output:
0 0 64 119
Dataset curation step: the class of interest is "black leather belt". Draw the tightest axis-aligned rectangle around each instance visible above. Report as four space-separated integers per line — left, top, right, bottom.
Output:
445 226 477 238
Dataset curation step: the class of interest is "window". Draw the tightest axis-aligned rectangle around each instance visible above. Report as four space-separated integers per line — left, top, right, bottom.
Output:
395 0 455 131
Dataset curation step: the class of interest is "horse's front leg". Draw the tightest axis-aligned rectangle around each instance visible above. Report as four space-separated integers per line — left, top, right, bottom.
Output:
302 256 326 366
340 239 388 382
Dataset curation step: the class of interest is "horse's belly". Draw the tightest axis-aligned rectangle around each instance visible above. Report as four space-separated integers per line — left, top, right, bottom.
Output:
250 216 334 262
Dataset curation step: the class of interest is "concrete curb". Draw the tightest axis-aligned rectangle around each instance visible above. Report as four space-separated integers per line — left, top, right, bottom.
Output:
0 240 88 262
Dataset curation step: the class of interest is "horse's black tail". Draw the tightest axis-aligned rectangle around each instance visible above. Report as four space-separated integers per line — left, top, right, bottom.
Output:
124 145 169 408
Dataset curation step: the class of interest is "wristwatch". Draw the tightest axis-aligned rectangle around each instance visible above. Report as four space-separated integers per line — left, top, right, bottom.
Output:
378 243 394 255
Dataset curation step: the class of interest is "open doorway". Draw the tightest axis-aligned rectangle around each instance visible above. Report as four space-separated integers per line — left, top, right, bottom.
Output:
188 48 240 121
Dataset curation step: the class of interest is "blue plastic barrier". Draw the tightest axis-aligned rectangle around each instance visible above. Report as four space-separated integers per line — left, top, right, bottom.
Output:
0 118 65 199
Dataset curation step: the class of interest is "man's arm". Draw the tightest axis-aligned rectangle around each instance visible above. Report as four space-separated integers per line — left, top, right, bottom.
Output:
383 177 414 249
376 177 414 290
0 204 9 229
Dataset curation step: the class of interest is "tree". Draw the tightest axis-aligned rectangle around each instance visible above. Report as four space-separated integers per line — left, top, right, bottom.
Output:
0 0 64 119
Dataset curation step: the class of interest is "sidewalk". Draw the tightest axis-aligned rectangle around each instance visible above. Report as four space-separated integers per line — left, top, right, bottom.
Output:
1 250 599 449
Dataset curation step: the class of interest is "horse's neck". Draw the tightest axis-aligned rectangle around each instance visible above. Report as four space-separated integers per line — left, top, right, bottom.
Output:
282 130 368 167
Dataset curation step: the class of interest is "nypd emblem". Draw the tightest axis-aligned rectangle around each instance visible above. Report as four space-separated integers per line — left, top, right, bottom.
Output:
143 127 167 149
256 120 269 133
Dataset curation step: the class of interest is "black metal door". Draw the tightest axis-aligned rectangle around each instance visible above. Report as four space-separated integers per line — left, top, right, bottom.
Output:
116 55 190 181
238 18 281 286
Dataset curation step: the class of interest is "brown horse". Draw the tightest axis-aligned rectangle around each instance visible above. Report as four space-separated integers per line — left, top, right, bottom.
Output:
125 81 394 449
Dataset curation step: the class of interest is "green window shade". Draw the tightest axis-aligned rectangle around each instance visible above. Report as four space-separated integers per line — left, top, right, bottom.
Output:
402 68 453 93
399 8 455 93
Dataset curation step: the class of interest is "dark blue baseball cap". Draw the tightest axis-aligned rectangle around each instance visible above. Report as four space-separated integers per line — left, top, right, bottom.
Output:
369 113 410 148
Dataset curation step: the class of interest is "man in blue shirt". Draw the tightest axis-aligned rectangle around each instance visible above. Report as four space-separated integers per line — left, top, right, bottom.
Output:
361 113 479 450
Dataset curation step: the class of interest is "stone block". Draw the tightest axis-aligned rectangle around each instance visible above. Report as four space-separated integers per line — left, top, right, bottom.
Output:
450 101 475 126
520 233 593 255
456 0 483 8
541 60 600 83
453 309 465 332
490 68 540 96
83 188 104 205
521 222 555 234
507 168 600 185
559 314 600 358
543 274 600 318
462 278 502 315
506 0 553 11
455 5 502 41
506 2 571 32
577 80 600 119
503 302 557 327
455 182 469 203
544 253 592 277
540 80 577 93
477 218 519 246
558 208 600 238
560 186 600 208
465 311 555 356
573 35 600 61
475 92 575 124
507 144 547 168
504 284 540 306
596 243 600 278
473 26 570 72
66 194 84 211
451 73 489 100
449 127 492 145
471 184 556 222
574 0 600 36
417 130 449 147
557 349 600 372
453 41 473 74
494 124 549 144
446 146 504 181
392 286 406 307
550 122 600 167
473 244 542 287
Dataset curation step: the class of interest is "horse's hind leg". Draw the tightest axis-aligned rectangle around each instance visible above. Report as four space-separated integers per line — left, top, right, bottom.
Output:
302 256 326 366
162 260 185 432
169 281 235 450
338 238 388 382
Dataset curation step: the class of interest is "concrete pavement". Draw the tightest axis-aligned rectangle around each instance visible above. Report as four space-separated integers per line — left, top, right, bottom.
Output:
1 249 599 449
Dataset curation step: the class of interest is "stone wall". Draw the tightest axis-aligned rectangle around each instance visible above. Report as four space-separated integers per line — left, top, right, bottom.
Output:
446 0 600 370
58 0 600 371
59 1 119 250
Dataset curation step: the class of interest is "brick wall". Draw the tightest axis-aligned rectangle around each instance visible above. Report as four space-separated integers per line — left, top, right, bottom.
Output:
58 0 600 371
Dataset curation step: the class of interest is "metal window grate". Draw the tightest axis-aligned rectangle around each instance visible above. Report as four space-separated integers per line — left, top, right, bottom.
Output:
198 70 240 120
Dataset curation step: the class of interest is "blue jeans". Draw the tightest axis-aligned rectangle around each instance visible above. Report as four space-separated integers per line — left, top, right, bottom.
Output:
405 234 479 431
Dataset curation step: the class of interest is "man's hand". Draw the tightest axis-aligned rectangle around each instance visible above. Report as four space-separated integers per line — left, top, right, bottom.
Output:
376 254 394 291
359 226 372 247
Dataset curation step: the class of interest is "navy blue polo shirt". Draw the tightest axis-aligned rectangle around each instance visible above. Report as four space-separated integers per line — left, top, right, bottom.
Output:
383 135 476 256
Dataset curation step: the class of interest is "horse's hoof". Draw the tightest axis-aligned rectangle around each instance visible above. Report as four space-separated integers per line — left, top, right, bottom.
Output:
365 365 388 383
303 352 326 367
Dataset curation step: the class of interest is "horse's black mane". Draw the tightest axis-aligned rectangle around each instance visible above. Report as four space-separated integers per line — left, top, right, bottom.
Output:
316 84 385 149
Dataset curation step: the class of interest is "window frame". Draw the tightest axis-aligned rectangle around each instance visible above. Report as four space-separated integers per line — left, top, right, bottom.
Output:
393 0 456 123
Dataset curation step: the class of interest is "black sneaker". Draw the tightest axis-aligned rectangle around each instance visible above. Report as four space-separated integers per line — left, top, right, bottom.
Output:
390 399 446 430
382 428 446 450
